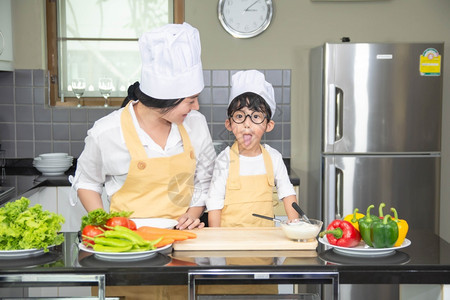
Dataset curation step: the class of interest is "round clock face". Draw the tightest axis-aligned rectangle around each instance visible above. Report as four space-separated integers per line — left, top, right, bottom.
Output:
218 0 273 38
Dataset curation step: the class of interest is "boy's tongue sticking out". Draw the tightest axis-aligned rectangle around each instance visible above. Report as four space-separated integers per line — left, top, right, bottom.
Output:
243 134 252 146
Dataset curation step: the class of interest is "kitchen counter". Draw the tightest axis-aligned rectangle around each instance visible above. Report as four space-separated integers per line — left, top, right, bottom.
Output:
2 160 449 297
0 231 449 295
0 171 73 206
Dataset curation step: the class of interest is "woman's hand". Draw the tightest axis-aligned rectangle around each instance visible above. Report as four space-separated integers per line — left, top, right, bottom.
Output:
176 206 205 230
176 214 205 230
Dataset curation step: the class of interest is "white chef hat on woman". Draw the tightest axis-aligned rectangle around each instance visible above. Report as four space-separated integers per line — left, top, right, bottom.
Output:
229 70 276 118
138 22 204 99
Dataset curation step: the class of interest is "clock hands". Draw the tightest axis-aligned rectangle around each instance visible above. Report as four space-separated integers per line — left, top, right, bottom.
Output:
244 0 260 12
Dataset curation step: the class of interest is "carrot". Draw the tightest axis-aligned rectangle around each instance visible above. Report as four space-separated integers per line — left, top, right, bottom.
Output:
155 238 175 248
135 230 189 242
137 226 197 239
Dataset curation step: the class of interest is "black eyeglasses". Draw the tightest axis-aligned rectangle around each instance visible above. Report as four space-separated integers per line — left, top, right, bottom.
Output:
230 110 267 124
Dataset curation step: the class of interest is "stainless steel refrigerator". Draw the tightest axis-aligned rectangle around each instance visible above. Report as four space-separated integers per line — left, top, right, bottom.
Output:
309 42 444 299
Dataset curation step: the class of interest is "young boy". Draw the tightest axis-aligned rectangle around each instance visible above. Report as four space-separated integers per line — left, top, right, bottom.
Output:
206 70 299 227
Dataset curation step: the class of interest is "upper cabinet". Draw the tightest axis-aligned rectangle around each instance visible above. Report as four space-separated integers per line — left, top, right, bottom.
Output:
0 0 14 71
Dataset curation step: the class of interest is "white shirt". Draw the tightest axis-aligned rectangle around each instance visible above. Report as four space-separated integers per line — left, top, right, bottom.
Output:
72 101 216 207
205 144 296 210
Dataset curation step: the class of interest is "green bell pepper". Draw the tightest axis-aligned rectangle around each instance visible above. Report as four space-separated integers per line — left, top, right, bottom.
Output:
371 214 399 248
358 205 380 247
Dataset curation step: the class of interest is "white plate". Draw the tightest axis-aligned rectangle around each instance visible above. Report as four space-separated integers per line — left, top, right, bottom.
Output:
78 243 172 261
33 161 72 167
318 236 411 257
0 247 51 259
41 172 66 176
131 218 178 229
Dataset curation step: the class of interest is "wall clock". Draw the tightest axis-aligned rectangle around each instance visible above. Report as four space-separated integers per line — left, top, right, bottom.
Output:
218 0 273 38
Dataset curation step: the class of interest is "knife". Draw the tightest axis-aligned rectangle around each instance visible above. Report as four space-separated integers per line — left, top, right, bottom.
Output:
252 213 281 223
292 202 312 224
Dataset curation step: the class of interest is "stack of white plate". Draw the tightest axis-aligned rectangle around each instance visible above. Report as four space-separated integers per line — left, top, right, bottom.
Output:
33 153 73 176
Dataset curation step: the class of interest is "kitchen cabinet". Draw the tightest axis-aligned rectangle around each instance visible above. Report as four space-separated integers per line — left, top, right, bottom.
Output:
0 0 14 71
25 186 106 298
27 187 57 213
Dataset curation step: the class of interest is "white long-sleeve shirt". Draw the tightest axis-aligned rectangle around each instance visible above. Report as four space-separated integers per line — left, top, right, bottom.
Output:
205 144 296 211
72 101 216 207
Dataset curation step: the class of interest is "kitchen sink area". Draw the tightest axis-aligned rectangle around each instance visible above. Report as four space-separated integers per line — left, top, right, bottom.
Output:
0 186 15 204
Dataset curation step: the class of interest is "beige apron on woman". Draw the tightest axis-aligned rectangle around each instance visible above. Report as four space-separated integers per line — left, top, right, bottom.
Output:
197 141 278 296
110 103 196 218
96 103 196 299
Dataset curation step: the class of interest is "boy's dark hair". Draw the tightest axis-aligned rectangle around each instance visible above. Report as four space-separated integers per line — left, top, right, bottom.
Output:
227 92 272 121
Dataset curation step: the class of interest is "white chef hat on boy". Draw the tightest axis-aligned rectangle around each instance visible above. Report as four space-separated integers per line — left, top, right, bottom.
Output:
138 22 204 99
229 70 276 118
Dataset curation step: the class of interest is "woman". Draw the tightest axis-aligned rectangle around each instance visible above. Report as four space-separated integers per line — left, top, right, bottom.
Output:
71 23 215 230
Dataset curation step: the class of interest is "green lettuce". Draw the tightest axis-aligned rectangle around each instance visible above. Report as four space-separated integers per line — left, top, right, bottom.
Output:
0 197 65 251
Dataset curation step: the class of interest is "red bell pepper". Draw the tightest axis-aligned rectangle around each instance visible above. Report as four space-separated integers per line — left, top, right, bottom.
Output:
319 219 361 248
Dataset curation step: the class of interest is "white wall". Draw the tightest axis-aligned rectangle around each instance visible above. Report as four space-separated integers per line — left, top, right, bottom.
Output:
12 0 450 241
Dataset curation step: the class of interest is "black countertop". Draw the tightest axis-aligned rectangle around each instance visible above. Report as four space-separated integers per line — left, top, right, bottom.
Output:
0 231 450 286
0 160 74 206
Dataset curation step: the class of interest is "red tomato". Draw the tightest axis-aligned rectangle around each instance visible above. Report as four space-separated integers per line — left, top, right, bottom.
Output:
106 217 131 229
81 225 103 245
128 219 137 231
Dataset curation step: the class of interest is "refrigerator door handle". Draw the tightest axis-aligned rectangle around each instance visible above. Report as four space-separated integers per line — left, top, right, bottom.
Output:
335 87 344 141
324 162 338 223
326 84 343 150
324 160 344 222
335 167 343 220
326 84 336 148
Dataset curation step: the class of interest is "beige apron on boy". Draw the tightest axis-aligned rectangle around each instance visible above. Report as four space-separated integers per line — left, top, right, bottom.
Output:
221 141 275 227
197 141 277 296
97 103 196 299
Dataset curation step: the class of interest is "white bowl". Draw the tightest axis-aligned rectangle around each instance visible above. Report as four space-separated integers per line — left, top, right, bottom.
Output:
33 156 73 165
280 219 323 242
131 218 178 229
33 161 72 167
34 164 71 176
39 153 69 160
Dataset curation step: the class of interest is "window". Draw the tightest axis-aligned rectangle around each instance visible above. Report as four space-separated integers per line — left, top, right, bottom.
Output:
46 0 185 107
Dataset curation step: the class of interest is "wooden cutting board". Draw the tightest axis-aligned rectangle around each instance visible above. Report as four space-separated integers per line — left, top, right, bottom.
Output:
173 227 318 251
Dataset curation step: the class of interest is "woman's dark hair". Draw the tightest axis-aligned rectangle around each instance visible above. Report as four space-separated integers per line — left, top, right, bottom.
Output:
122 81 184 113
227 92 272 121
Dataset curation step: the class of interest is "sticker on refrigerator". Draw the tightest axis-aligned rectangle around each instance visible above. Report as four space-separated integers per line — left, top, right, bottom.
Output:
419 48 441 76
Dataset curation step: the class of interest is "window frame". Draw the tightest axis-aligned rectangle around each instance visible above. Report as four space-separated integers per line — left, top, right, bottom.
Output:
46 0 185 107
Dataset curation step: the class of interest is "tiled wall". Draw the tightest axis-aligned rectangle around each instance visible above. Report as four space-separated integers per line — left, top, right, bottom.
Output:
0 69 291 158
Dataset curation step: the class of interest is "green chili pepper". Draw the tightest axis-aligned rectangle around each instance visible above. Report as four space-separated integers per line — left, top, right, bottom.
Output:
82 235 133 248
358 205 380 247
93 244 133 253
108 225 149 244
148 237 163 247
129 244 155 252
103 229 150 247
371 214 399 248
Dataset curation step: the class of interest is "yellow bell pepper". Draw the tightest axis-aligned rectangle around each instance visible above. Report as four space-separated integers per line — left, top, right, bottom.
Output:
391 207 409 247
343 208 364 231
